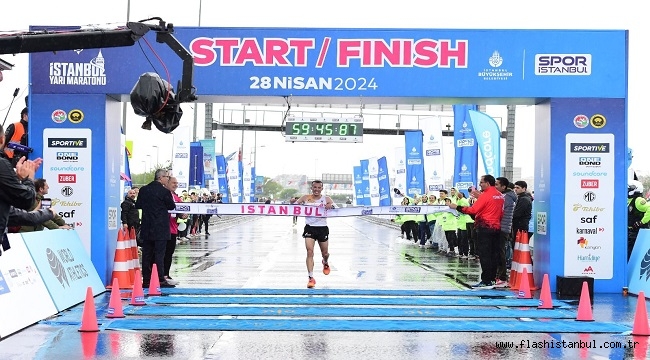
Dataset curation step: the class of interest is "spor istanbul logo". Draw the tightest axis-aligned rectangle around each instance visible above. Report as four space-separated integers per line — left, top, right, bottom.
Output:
49 50 106 86
478 51 513 81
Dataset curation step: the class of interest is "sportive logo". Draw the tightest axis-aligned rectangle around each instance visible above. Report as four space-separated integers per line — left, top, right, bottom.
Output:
534 54 591 75
570 143 609 153
48 138 87 148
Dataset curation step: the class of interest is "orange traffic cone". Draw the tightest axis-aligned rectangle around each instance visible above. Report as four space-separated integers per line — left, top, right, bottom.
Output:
78 287 100 332
130 269 146 306
632 291 650 336
106 278 125 318
538 273 554 309
509 231 522 288
107 230 134 289
576 281 594 321
148 264 162 296
513 231 536 291
129 228 141 274
517 267 532 299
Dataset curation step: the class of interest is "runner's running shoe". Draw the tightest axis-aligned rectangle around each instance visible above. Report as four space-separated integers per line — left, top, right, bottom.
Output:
322 260 330 275
307 277 316 288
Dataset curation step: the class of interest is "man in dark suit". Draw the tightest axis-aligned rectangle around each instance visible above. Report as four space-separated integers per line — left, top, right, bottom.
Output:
136 169 176 287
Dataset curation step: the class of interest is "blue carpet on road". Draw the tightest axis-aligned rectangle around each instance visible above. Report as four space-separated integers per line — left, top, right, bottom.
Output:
154 288 514 297
148 296 570 307
105 318 631 333
124 305 576 318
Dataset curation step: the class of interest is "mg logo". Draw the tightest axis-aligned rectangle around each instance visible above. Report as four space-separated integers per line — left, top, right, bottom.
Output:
61 186 74 197
583 192 596 202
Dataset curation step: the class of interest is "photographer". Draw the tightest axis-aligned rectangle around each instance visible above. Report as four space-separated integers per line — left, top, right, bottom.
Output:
4 107 29 167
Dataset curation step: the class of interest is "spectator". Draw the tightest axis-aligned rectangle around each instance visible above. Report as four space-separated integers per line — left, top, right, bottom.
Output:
164 176 183 285
136 169 176 288
495 177 517 288
121 189 141 244
449 175 504 288
4 107 29 167
0 122 41 255
19 178 70 232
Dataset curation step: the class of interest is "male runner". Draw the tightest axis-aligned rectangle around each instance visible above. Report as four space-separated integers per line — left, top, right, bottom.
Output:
296 180 335 288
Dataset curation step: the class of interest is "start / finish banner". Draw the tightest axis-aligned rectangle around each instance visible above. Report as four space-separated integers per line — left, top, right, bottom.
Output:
170 203 458 217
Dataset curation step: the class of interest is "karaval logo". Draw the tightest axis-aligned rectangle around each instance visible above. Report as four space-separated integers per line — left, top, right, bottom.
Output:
49 50 106 86
583 192 596 202
46 248 69 288
534 54 591 75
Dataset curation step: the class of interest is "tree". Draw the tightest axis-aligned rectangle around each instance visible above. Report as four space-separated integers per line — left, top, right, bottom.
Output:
279 188 299 200
262 178 284 199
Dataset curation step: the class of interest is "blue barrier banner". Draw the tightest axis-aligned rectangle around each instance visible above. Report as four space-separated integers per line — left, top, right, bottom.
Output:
628 229 650 295
31 28 626 99
360 160 371 206
238 161 244 203
22 230 105 312
353 166 363 206
377 156 391 206
468 110 501 177
0 234 58 337
251 167 257 200
216 155 229 203
452 105 478 193
189 142 204 187
404 131 425 197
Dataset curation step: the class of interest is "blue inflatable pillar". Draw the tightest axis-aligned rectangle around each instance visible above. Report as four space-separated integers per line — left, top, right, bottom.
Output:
30 94 121 285
534 98 627 293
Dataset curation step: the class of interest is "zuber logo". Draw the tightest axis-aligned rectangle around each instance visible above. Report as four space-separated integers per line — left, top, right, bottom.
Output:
581 179 599 189
175 205 190 212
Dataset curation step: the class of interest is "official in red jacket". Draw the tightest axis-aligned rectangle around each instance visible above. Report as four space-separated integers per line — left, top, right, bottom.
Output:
449 175 504 288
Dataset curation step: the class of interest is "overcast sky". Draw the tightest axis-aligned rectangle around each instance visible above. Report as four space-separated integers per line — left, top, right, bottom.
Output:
0 0 645 181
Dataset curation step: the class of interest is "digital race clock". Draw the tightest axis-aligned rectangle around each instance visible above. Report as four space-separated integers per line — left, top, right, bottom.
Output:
284 117 364 143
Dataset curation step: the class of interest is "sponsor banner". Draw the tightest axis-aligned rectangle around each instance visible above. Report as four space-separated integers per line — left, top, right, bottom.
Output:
0 234 58 338
31 29 625 98
353 166 363 206
468 110 501 178
393 146 407 201
360 159 371 206
421 116 445 193
242 163 252 202
564 133 614 279
199 139 216 181
43 128 92 254
215 155 229 203
189 142 205 187
377 156 391 206
169 203 459 217
404 131 425 197
22 229 104 312
627 229 650 295
172 126 191 192
226 159 241 203
452 105 479 192
368 157 380 206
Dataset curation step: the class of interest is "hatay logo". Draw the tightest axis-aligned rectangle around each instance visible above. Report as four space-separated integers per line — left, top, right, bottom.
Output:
479 51 513 81
49 50 106 86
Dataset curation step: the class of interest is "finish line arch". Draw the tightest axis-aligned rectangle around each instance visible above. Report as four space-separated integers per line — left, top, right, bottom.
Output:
28 27 628 293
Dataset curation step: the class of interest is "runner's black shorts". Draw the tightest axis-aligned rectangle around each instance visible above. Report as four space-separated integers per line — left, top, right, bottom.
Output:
302 225 329 242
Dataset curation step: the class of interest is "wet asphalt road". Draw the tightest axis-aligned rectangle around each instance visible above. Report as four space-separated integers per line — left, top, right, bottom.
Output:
0 215 648 360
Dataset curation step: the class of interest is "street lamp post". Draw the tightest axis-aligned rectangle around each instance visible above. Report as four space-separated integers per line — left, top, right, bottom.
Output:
146 154 152 171
141 160 147 174
152 145 159 167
